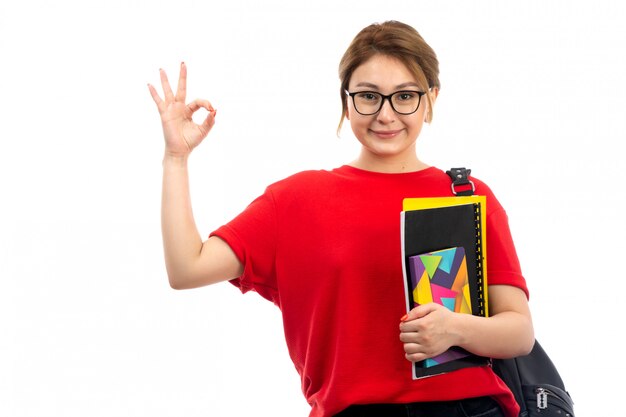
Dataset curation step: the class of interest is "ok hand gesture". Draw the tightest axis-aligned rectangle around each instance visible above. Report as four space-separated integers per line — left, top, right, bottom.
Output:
148 63 216 157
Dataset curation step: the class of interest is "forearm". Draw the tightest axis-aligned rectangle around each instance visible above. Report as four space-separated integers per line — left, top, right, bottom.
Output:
452 310 534 359
401 286 533 362
161 153 204 288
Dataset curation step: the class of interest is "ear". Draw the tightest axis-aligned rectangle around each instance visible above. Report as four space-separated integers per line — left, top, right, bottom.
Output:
424 87 439 123
429 87 439 103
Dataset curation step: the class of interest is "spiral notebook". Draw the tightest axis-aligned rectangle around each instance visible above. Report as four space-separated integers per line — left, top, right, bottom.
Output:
401 196 489 379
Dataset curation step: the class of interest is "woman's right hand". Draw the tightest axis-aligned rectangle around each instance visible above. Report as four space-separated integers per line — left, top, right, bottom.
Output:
148 63 216 157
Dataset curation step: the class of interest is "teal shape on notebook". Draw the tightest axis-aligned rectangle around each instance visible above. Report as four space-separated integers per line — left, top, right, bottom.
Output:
432 247 456 274
424 358 439 367
441 297 456 311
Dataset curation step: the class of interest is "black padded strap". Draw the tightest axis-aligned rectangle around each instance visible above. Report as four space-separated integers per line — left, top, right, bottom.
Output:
446 167 475 196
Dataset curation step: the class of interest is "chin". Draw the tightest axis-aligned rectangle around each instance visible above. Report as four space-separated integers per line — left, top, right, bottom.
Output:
365 139 413 156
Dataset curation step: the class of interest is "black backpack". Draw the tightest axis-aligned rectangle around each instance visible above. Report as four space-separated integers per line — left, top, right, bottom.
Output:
446 168 575 417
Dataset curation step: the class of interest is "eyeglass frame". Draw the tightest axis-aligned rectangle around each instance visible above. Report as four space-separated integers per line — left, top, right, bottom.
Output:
344 89 427 116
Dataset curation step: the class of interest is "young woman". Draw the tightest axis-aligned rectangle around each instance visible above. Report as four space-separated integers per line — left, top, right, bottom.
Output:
148 20 534 417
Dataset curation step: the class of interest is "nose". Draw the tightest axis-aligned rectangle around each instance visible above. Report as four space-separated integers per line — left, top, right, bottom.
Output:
376 97 396 123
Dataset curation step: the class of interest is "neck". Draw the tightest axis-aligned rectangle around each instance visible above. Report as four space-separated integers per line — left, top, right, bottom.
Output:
350 150 429 174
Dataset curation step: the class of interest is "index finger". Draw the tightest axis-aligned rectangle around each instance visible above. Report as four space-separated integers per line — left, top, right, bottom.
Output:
401 303 436 324
188 98 214 113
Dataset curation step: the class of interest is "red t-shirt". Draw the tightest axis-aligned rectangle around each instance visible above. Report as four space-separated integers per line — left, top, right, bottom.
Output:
211 165 527 417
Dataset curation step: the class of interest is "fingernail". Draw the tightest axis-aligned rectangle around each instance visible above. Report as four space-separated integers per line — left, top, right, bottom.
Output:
400 314 408 322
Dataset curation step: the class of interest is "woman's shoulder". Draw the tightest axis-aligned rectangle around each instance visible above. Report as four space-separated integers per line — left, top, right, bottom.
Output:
268 167 339 188
431 167 505 213
258 168 343 202
466 173 505 213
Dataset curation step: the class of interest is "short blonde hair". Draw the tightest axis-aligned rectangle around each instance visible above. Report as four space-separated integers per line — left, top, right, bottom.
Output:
337 21 440 134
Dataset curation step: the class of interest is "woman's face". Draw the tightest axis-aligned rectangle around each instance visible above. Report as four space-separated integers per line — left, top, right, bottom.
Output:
346 54 435 168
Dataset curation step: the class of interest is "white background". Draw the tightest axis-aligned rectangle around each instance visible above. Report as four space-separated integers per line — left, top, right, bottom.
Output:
1 1 624 416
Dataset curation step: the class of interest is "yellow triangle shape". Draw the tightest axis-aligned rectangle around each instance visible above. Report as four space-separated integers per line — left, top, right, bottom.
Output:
459 292 472 314
413 270 433 305
462 283 473 314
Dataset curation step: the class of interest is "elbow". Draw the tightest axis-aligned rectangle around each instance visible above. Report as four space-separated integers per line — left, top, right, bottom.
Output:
517 339 534 357
492 328 534 359
168 276 188 290
518 321 536 356
166 270 196 290
520 334 536 356
168 278 187 290
494 316 534 358
165 261 202 290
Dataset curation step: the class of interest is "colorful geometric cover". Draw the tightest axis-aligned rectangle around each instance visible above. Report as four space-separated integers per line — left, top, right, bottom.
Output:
408 247 473 368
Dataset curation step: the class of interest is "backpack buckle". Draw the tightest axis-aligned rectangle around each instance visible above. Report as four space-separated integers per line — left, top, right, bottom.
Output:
446 167 475 196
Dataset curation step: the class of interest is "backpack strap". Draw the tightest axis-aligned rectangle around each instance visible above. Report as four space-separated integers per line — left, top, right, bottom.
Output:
446 167 475 196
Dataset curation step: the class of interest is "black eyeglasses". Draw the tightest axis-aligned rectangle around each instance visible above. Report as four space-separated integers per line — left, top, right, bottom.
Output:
345 90 426 115
346 90 426 116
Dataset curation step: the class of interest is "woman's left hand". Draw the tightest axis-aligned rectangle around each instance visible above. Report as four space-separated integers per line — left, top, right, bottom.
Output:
399 303 458 363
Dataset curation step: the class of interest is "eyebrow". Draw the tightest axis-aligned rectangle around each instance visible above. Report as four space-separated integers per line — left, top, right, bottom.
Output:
354 82 422 90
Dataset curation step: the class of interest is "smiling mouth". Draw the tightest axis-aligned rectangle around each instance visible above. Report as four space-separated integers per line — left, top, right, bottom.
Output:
371 129 403 138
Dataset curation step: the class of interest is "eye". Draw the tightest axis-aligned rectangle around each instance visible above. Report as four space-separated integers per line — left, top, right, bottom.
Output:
396 91 417 101
355 92 381 102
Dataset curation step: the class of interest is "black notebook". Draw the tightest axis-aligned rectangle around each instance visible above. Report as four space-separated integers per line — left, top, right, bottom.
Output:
401 196 489 379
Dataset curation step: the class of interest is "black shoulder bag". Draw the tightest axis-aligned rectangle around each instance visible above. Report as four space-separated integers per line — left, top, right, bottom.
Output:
446 167 575 417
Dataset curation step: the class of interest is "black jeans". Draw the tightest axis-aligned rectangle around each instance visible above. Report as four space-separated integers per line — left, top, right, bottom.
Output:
334 396 505 417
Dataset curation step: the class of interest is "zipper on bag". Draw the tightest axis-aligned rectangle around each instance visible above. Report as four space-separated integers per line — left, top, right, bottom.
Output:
536 387 548 409
534 387 573 416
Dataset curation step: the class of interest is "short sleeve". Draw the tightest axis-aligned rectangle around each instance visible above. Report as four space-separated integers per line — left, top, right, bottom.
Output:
472 177 529 299
485 207 529 298
210 188 279 304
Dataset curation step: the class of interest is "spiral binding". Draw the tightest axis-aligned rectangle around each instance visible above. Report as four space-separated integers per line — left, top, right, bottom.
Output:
473 203 486 317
